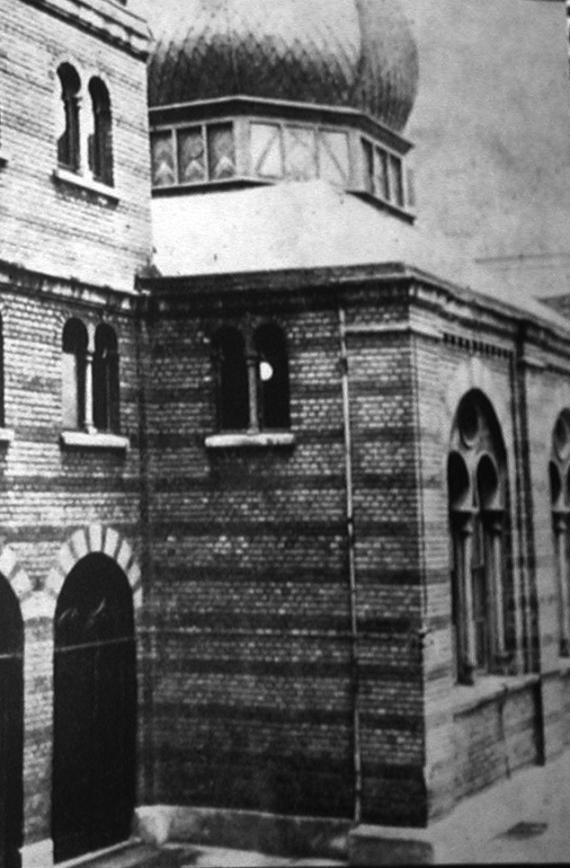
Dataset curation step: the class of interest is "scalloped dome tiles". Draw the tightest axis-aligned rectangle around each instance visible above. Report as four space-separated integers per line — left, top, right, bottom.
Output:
147 0 419 132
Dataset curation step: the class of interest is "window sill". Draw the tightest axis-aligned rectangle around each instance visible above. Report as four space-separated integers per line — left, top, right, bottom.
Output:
450 673 540 716
52 168 119 204
60 431 129 451
205 431 295 449
0 428 14 444
0 150 9 168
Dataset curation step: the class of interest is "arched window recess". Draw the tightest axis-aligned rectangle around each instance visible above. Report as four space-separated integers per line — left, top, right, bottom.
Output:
448 393 510 684
57 64 81 172
549 411 570 656
211 321 291 438
88 78 113 186
62 319 120 436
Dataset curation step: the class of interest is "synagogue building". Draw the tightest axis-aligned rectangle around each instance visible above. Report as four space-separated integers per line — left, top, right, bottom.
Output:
0 0 570 865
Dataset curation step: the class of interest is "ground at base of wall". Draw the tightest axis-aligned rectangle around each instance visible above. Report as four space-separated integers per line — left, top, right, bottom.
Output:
176 746 570 866
350 747 570 865
61 749 570 868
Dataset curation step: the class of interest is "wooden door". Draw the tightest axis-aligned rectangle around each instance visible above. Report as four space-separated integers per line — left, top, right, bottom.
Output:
53 554 136 863
0 577 23 868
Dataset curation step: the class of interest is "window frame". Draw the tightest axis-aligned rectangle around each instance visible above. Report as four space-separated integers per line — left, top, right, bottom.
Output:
88 77 114 187
210 321 292 440
150 120 238 189
56 64 82 174
448 395 510 685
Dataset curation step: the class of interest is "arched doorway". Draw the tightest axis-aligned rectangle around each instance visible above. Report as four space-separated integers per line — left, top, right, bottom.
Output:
0 575 23 868
52 554 136 863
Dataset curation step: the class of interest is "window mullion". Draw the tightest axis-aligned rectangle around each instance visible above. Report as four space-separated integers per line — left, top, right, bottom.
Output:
486 509 508 669
554 511 570 656
84 348 95 433
246 349 259 432
454 510 477 684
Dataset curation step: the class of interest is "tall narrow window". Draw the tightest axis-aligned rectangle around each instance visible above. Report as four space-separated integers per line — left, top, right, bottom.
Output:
88 78 113 186
62 319 87 430
57 64 81 172
550 411 570 656
253 324 290 429
212 327 249 431
448 392 510 684
93 325 119 432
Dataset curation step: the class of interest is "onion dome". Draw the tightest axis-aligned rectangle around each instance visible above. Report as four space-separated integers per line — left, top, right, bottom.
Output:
147 0 419 132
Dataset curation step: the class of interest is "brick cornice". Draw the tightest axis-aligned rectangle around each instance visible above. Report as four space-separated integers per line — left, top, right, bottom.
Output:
18 0 150 58
0 257 140 315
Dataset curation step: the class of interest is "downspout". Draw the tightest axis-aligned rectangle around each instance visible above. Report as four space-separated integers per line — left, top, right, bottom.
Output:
338 304 363 826
512 322 545 763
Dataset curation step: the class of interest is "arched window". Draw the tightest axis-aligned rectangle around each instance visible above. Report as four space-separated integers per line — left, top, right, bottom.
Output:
212 327 248 431
57 64 81 172
549 410 570 656
62 319 87 430
447 392 510 684
93 324 119 432
88 78 113 186
253 323 290 429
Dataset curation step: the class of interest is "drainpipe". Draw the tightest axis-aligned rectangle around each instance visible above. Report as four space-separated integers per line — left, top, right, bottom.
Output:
338 304 363 826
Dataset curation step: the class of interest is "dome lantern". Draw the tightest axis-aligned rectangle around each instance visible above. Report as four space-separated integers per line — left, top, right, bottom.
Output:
146 0 419 216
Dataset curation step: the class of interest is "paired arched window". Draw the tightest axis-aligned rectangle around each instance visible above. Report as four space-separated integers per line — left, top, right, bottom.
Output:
549 410 570 657
212 322 290 432
56 66 114 185
447 392 510 684
62 320 119 433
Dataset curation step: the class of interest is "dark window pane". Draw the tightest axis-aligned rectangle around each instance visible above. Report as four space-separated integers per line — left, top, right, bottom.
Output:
254 324 290 430
62 319 87 430
212 327 248 430
88 78 113 186
388 153 404 207
361 139 374 194
375 148 390 200
57 64 81 172
93 324 119 433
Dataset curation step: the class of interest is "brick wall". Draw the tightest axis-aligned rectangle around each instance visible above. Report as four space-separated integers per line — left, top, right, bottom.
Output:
0 0 151 855
143 280 428 826
0 275 145 847
0 0 150 294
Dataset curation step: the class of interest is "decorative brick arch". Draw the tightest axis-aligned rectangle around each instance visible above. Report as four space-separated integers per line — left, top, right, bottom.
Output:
0 543 33 614
444 356 512 446
46 524 142 610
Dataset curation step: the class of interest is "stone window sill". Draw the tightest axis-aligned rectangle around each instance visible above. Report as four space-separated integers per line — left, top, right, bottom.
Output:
52 168 119 204
556 655 570 675
60 431 129 451
0 150 9 168
205 431 295 449
0 428 14 444
450 673 540 716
